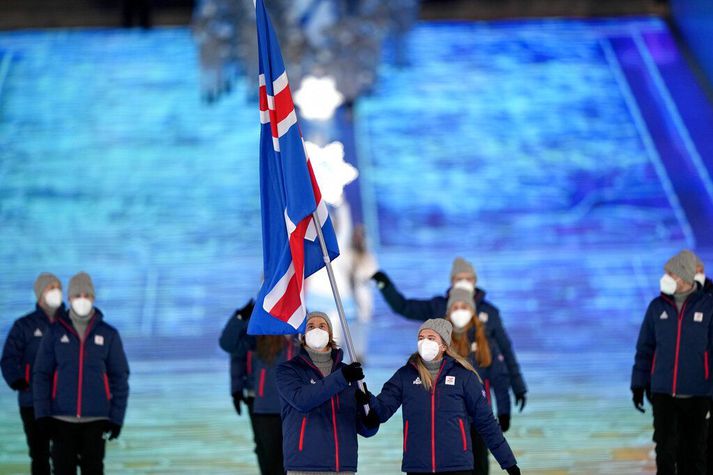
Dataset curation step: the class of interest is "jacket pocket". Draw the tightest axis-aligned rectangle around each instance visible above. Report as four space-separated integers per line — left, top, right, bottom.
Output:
651 351 657 375
52 370 58 400
458 418 467 451
403 420 409 452
299 416 308 452
258 368 266 397
25 363 31 387
102 373 112 400
705 351 710 380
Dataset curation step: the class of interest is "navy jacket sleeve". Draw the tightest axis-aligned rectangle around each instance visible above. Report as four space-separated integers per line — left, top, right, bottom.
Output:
276 363 349 412
488 308 527 396
631 301 656 389
379 279 445 321
356 403 379 438
490 364 512 416
463 371 517 469
106 331 130 425
1 320 25 387
371 369 404 423
32 331 56 419
230 353 247 395
219 313 251 354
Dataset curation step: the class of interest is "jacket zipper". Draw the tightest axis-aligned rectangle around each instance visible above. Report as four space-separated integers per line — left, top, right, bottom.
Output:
403 420 409 452
331 396 340 472
431 362 445 473
52 370 58 400
25 363 31 387
705 351 710 380
103 373 112 400
672 301 688 395
298 416 307 451
651 351 657 375
258 368 266 397
458 418 467 451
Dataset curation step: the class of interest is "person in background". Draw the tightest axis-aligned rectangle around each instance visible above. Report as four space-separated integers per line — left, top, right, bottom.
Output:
366 319 520 475
631 251 713 475
33 272 130 475
276 311 377 475
349 224 379 361
692 252 713 294
1 273 64 475
445 288 511 475
371 257 527 411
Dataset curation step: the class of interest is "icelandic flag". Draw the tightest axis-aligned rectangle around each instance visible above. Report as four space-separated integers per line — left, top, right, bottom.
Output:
248 0 340 335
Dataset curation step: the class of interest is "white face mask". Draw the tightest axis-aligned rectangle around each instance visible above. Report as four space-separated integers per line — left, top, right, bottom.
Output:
450 309 473 329
453 279 475 292
660 274 677 295
305 328 330 350
44 289 63 309
71 297 93 317
695 273 706 286
417 339 441 362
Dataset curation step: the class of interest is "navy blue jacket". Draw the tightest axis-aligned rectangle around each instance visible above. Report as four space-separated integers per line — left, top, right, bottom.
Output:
370 355 517 473
219 307 255 395
33 309 130 425
1 304 64 407
249 339 300 414
469 353 511 417
379 279 527 396
276 347 378 473
632 289 713 396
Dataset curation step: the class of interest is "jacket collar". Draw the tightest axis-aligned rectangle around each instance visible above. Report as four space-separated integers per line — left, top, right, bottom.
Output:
659 287 703 310
57 307 104 338
298 346 344 377
33 303 66 322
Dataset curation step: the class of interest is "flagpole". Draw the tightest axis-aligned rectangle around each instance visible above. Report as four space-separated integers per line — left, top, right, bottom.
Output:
310 210 359 364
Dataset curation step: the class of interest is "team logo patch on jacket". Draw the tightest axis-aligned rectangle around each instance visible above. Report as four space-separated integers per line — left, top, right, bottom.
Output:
660 311 668 320
445 376 456 385
695 312 704 322
34 328 43 337
478 312 489 323
413 377 422 385
60 334 69 343
94 335 104 345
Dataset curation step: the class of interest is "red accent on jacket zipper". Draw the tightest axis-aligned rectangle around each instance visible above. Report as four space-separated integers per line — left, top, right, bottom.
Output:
458 418 467 451
672 302 688 395
299 416 307 451
484 379 491 405
403 420 409 452
52 371 58 399
651 351 657 375
331 397 340 472
431 361 445 473
25 363 30 386
258 368 266 397
706 351 710 380
103 373 112 400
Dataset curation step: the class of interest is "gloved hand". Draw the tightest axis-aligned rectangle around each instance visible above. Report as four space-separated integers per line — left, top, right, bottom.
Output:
515 392 527 412
104 422 122 440
341 362 365 383
245 395 255 410
36 417 55 438
498 414 510 433
371 271 392 290
506 465 521 475
232 391 245 415
10 378 29 391
235 299 256 321
363 408 381 429
632 387 645 413
355 383 371 405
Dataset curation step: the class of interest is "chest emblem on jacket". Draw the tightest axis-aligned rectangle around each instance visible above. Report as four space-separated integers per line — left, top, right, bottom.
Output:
60 334 70 343
34 328 43 337
478 312 489 323
660 311 668 320
310 378 316 384
695 312 704 322
445 375 456 385
413 377 422 385
94 335 104 346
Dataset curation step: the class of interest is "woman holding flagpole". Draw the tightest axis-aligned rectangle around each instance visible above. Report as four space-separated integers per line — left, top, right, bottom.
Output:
366 319 520 475
276 311 378 475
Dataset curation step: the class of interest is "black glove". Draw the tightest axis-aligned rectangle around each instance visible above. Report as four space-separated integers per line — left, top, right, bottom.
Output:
341 362 364 383
36 417 55 438
371 271 392 289
232 391 244 415
10 378 29 391
632 387 645 413
245 395 255 410
498 414 510 433
363 408 381 429
515 392 527 412
355 383 371 405
104 422 122 440
506 465 521 475
235 299 256 321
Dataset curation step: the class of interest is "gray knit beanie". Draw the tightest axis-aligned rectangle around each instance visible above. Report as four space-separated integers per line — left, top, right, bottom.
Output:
34 272 61 301
418 318 453 346
682 249 704 270
665 251 697 285
447 288 475 312
450 257 477 281
68 272 95 298
306 311 333 337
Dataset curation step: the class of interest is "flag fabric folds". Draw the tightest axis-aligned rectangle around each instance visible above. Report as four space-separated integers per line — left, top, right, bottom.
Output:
248 0 340 335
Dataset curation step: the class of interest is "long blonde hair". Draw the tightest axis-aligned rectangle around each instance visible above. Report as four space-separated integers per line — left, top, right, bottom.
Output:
409 346 482 392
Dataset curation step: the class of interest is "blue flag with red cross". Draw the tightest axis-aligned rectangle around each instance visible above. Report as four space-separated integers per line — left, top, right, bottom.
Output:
248 0 340 335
